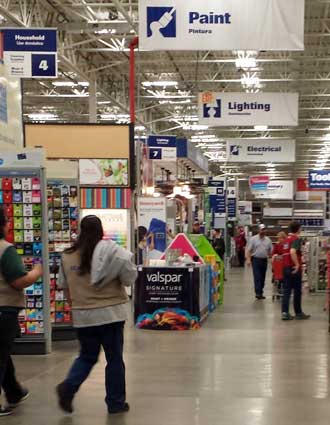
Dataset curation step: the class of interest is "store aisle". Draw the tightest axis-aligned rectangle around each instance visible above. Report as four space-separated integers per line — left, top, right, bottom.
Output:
5 267 330 425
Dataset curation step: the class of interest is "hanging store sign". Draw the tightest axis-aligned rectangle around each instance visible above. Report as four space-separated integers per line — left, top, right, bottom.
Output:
139 0 304 51
0 28 57 78
208 179 226 218
198 92 298 127
249 176 270 192
226 139 295 162
251 180 294 200
147 135 177 161
308 170 330 190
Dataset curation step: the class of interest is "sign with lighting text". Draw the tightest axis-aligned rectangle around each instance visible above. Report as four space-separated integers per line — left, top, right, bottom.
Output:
251 180 294 200
198 92 299 127
147 135 177 161
227 139 295 162
1 28 57 78
308 170 330 190
139 0 304 51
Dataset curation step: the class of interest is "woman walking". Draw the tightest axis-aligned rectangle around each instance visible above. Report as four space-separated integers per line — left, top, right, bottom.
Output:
56 215 137 415
0 207 43 416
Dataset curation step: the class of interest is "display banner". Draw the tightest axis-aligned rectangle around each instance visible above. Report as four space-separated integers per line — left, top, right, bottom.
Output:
0 61 23 149
198 92 298 127
147 135 177 161
139 0 304 51
249 176 270 191
227 139 295 162
1 28 57 78
308 170 330 190
137 197 167 258
79 159 129 186
251 180 294 199
134 267 200 330
208 179 226 218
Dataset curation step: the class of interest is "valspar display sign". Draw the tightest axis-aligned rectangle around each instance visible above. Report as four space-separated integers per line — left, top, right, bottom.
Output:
227 139 295 163
309 170 330 190
251 180 294 200
199 92 299 127
139 0 304 51
1 28 57 78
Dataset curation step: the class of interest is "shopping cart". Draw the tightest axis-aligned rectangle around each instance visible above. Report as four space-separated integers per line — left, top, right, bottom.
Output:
272 255 284 302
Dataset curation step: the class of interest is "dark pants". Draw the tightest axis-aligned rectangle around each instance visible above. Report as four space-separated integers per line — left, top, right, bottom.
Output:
0 311 24 403
62 321 126 410
238 250 245 267
252 257 268 296
282 267 303 315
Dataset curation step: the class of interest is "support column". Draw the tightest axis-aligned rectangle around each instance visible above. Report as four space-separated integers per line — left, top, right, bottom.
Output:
89 79 97 123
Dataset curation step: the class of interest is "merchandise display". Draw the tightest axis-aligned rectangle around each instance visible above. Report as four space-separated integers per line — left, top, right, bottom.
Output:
0 168 51 354
47 180 79 336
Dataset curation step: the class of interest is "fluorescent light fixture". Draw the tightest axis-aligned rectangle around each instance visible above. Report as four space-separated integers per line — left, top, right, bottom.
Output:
28 113 58 121
142 81 178 87
182 124 209 131
97 101 111 105
135 125 146 131
241 75 260 86
254 125 268 131
52 81 76 87
235 57 257 69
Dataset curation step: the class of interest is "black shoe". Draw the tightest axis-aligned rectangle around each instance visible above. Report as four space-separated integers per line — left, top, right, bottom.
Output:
108 403 130 414
256 295 266 300
295 313 311 320
7 387 30 408
282 312 294 321
56 383 74 414
0 405 13 417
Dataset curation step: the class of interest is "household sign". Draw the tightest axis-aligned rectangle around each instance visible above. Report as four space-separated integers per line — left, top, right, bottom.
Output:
139 0 304 51
198 92 298 127
1 28 57 78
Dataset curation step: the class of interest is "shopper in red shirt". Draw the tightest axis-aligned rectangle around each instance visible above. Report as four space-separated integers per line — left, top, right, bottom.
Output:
281 221 310 321
272 231 287 257
235 227 246 267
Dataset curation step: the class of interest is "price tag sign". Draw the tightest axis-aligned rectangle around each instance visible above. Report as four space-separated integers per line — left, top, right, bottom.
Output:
1 28 57 78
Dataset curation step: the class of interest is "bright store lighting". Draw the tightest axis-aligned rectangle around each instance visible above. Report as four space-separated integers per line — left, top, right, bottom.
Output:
182 124 209 131
135 125 146 131
142 81 178 87
254 125 268 131
235 57 257 69
241 75 260 86
97 101 111 105
27 113 58 121
100 113 130 123
158 99 191 105
52 81 76 87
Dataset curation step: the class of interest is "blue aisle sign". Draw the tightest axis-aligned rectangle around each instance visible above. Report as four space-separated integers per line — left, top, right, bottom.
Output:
1 29 57 78
208 179 226 218
308 170 330 189
147 135 177 161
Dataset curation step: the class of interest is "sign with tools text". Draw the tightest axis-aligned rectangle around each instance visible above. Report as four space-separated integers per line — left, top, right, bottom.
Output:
251 180 294 200
147 135 177 161
1 28 57 78
139 0 304 51
308 170 330 190
198 92 298 127
227 139 296 162
208 179 226 218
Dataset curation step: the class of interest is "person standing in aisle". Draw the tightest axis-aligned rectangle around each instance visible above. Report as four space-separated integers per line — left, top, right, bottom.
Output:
246 224 272 299
235 227 247 267
281 221 310 321
0 208 43 417
212 229 226 260
56 215 137 415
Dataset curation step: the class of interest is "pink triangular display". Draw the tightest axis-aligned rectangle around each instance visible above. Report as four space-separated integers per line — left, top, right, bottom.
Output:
160 233 204 263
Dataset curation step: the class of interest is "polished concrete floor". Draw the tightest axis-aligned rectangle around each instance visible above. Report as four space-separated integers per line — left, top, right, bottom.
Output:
4 266 330 425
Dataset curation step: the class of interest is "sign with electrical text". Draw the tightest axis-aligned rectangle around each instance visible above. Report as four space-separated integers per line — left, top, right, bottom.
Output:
1 28 57 78
139 0 304 51
198 92 298 127
227 139 296 162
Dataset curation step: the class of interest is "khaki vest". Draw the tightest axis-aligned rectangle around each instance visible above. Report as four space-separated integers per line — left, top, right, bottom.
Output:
0 239 25 308
61 251 128 310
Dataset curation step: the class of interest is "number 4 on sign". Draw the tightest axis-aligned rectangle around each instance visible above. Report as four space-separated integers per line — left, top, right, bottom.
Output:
39 60 48 71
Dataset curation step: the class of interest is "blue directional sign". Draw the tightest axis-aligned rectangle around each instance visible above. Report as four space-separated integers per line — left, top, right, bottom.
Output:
1 28 57 78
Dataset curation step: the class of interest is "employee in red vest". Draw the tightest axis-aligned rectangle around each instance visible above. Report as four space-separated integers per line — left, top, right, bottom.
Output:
281 221 310 321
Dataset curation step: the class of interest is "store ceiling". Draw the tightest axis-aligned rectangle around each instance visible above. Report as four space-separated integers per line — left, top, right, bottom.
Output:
1 0 330 180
